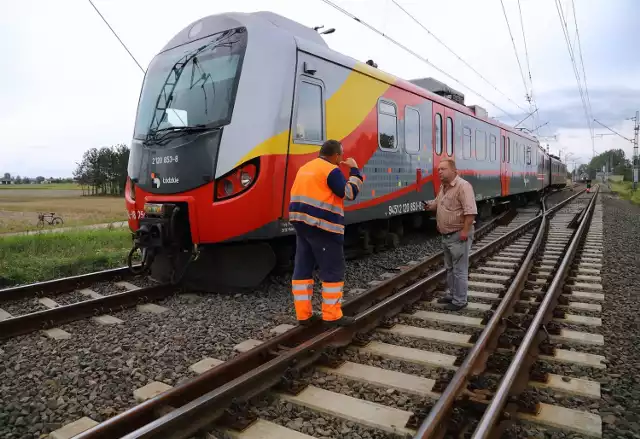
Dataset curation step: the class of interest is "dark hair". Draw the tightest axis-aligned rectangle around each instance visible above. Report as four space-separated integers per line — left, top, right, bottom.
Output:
319 139 342 157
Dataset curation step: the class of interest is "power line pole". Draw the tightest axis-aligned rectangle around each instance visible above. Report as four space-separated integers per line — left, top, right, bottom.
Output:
633 111 639 190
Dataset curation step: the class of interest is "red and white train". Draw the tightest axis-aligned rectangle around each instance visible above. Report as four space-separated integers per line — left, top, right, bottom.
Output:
124 11 567 289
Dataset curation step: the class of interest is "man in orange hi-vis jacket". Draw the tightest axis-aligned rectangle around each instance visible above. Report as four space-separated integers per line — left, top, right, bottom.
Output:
288 139 364 326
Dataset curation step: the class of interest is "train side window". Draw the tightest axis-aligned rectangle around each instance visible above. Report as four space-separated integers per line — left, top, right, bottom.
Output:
526 145 532 165
294 80 324 143
463 126 472 159
435 113 443 155
522 144 527 165
490 135 497 162
507 138 511 162
404 106 420 153
501 136 506 162
378 100 398 150
475 129 486 160
446 117 453 156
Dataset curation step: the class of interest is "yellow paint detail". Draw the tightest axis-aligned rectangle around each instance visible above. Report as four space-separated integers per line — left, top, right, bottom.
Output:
233 62 392 168
326 68 390 141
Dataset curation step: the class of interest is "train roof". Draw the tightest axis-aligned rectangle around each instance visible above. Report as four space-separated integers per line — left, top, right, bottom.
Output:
161 11 540 147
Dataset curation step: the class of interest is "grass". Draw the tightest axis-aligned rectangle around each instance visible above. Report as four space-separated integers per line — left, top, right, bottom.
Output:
0 189 126 234
609 181 640 205
0 228 133 287
0 183 81 190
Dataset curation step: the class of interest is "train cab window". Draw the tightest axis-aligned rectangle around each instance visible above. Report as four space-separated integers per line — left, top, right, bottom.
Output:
404 106 420 153
462 127 472 159
446 117 453 156
435 113 443 155
475 129 486 160
294 80 324 143
490 135 497 162
378 100 398 150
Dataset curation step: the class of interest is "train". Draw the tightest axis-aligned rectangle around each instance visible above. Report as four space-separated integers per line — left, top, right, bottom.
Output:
124 11 567 290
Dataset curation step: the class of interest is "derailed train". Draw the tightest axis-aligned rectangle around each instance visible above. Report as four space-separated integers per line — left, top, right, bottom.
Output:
124 11 567 290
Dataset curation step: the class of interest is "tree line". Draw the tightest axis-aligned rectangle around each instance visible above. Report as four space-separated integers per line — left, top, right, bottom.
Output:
73 144 130 196
575 148 633 181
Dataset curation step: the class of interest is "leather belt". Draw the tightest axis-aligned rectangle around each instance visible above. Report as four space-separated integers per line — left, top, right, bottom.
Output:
442 229 461 237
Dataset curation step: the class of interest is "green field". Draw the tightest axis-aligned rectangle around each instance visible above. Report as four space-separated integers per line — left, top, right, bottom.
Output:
0 185 126 234
0 228 133 287
609 181 640 205
0 183 81 190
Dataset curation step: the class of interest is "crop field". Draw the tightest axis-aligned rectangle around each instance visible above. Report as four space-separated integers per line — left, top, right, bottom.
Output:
0 184 127 234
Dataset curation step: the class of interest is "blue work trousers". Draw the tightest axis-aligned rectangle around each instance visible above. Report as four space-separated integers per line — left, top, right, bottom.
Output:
292 223 345 282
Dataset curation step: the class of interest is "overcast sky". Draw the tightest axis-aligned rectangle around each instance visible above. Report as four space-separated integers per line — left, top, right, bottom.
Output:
1 0 637 177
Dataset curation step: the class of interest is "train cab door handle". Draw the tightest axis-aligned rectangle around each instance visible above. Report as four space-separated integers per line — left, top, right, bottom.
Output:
416 168 422 192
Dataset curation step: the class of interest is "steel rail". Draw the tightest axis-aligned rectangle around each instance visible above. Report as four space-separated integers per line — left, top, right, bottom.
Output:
411 188 585 438
471 186 599 438
74 208 542 439
0 265 140 302
0 283 174 340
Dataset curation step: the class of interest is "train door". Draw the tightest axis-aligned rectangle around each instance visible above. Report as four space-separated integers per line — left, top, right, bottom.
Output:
432 103 445 195
281 53 327 224
500 129 510 196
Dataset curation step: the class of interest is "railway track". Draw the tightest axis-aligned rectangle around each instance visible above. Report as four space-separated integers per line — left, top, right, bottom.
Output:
43 186 598 439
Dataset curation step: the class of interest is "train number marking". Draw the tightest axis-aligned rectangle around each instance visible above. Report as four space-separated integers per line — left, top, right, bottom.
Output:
388 201 424 216
152 155 179 165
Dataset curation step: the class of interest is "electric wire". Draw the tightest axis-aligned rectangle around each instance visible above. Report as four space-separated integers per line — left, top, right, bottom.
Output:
318 0 519 121
499 0 529 100
87 0 146 74
390 0 529 114
516 0 540 134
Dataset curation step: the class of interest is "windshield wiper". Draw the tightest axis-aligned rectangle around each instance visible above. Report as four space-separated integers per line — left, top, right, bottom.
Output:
144 124 210 144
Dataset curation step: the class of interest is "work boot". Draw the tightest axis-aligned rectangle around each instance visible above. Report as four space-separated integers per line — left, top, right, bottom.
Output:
298 313 320 326
325 315 355 327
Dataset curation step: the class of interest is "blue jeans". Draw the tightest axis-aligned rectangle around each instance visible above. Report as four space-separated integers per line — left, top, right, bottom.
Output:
442 227 473 306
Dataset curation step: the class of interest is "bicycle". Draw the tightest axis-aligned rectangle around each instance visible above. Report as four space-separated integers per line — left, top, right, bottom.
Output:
37 212 64 228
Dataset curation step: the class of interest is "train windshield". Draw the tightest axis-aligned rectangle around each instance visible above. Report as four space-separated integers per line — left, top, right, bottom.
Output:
133 27 247 142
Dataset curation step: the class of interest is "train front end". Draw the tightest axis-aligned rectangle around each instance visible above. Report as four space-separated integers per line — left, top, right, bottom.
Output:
125 17 260 288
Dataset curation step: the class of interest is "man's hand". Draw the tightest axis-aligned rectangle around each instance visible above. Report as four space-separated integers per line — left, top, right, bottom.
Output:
341 157 358 168
460 229 469 241
422 200 436 211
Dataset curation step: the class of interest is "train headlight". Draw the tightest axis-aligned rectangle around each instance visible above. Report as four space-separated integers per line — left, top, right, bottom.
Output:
240 172 252 187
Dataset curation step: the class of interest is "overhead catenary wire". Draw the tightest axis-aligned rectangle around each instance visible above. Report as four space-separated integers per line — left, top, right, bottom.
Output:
390 0 529 114
516 0 541 134
87 0 146 74
571 0 594 138
318 0 520 122
499 0 529 101
554 0 595 155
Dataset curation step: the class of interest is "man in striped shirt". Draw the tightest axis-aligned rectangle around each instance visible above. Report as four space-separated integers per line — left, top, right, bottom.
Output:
424 159 477 310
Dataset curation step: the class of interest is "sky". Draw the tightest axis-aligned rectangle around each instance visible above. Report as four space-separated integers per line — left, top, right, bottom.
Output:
0 0 638 177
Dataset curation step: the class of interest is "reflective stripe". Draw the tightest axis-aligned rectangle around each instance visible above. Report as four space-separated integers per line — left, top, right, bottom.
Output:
290 195 344 215
292 284 312 291
323 286 343 293
323 297 342 305
294 294 311 301
289 212 345 234
348 176 363 189
345 184 354 200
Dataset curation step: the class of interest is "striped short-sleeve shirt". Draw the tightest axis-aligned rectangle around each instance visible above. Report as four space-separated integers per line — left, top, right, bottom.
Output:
435 175 478 234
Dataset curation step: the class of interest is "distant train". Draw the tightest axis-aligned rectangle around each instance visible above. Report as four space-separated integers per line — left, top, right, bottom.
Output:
124 11 567 290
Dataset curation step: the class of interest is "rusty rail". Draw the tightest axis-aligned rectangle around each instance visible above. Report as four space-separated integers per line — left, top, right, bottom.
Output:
0 283 173 340
73 208 540 439
411 188 586 438
470 186 598 438
0 265 139 302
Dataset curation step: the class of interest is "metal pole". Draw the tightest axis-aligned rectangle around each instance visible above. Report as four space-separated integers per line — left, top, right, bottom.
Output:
633 111 639 190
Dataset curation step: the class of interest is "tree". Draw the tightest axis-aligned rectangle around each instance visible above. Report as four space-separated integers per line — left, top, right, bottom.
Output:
73 144 130 196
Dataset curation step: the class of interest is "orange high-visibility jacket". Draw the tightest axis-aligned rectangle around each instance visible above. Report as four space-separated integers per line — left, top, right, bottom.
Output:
289 157 363 234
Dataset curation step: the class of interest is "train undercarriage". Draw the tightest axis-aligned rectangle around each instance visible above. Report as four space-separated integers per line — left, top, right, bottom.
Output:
125 191 547 292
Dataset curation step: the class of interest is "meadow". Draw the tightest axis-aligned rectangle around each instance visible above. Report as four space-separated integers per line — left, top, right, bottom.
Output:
0 183 127 234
